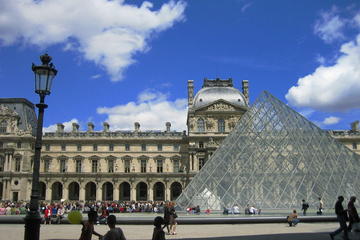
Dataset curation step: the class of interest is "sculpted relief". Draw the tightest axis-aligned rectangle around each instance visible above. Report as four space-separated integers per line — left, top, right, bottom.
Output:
207 103 235 111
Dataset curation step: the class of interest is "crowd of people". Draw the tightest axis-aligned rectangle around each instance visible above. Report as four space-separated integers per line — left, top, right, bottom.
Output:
0 200 170 216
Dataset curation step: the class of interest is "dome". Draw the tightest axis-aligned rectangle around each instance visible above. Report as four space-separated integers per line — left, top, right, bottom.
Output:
193 86 248 109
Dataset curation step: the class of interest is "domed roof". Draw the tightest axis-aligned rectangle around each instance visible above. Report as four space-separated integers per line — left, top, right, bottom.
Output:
193 86 248 109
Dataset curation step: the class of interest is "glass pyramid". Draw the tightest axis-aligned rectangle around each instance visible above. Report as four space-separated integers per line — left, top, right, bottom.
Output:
177 91 360 210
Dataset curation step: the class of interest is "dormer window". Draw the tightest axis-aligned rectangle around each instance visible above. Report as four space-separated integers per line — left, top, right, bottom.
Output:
197 118 205 132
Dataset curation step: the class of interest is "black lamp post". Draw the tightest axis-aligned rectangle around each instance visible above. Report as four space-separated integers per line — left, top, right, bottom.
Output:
24 53 57 240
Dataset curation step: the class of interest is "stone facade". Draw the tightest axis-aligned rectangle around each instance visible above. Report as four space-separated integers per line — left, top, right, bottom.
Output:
0 79 359 202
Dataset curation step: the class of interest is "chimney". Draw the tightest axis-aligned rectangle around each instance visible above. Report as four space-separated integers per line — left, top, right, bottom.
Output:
72 122 79 132
134 122 140 132
57 124 64 133
103 122 110 132
87 122 94 132
242 80 249 105
166 122 171 132
188 80 194 107
351 121 359 131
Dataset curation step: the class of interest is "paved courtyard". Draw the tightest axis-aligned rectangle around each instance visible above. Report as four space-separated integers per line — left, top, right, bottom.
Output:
0 222 358 240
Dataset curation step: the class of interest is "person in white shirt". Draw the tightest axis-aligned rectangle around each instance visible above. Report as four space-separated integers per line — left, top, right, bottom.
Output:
101 215 126 240
233 205 240 214
249 206 258 215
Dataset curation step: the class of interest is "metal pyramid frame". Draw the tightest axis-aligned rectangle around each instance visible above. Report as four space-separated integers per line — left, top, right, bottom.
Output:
177 91 360 210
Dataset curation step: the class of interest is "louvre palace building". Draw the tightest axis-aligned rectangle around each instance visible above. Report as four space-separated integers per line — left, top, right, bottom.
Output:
0 78 359 202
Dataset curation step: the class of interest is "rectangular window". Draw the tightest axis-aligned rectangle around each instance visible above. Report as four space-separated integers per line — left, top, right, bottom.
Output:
15 157 21 172
0 142 3 149
141 159 147 173
92 160 98 173
0 156 5 172
60 159 66 173
157 160 163 173
109 144 114 151
45 144 50 151
44 159 50 173
125 144 130 151
124 160 130 173
353 143 358 150
157 144 162 151
141 144 146 151
17 142 22 149
77 144 82 151
218 119 225 133
108 160 114 173
93 144 98 151
173 159 180 173
199 158 205 170
173 144 180 151
61 144 66 151
76 160 82 173
199 142 204 148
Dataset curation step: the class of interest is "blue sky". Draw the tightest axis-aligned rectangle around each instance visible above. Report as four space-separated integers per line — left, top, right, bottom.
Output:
0 0 359 132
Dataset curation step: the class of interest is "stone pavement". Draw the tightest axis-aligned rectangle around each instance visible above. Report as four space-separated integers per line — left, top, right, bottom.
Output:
0 222 358 240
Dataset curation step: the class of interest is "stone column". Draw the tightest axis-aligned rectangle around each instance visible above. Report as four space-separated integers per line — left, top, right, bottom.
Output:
165 185 171 202
79 186 85 202
130 185 136 201
113 185 119 201
62 183 68 200
96 184 102 201
45 185 52 201
7 153 13 171
148 182 153 201
2 180 8 200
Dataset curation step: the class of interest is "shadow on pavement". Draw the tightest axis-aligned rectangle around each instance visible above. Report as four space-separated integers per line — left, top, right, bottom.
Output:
179 232 331 240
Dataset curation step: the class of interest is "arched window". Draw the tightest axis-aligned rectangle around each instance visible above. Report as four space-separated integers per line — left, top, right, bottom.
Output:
218 119 225 133
197 118 205 132
0 120 7 133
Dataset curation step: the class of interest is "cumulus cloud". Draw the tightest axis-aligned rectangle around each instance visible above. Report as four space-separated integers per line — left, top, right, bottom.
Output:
0 0 186 81
322 116 340 125
43 119 79 132
97 90 187 131
286 34 360 112
314 7 346 43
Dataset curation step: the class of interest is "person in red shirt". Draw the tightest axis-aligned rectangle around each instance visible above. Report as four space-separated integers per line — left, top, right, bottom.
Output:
44 205 51 224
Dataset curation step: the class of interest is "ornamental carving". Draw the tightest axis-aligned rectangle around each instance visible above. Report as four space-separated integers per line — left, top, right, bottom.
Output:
207 103 235 111
0 105 19 117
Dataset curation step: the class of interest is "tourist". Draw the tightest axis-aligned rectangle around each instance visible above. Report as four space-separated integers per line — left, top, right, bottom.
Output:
301 199 309 216
347 196 359 231
169 202 178 235
163 202 171 234
233 205 240 214
244 205 250 215
99 206 109 224
56 204 65 224
152 216 166 240
79 210 102 240
44 205 51 224
330 196 349 240
317 197 324 215
249 206 258 215
101 215 126 240
287 209 300 227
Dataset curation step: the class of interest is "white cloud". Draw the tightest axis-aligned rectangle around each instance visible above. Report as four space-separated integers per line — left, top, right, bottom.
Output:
241 2 253 13
315 54 326 65
286 34 360 112
314 7 346 43
97 90 187 131
43 119 79 132
322 116 340 125
299 109 315 118
91 74 102 79
0 0 186 81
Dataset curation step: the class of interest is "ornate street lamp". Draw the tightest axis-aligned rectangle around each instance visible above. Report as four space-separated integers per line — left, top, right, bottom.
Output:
24 54 57 240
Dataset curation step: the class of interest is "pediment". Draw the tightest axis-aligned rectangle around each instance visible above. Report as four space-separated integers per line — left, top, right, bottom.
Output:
195 99 244 112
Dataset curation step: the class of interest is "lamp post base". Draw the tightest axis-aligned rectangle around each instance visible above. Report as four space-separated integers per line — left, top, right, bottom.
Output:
24 210 42 240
